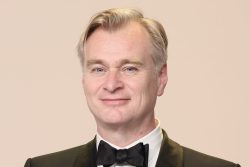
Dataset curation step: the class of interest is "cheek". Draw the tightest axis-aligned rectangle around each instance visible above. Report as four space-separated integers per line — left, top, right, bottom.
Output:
140 74 158 91
125 77 157 99
83 79 99 97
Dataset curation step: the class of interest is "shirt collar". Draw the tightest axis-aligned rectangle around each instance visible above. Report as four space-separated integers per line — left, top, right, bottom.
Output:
96 119 163 164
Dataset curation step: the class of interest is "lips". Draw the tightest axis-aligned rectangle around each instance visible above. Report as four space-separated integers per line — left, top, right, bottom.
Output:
100 98 130 106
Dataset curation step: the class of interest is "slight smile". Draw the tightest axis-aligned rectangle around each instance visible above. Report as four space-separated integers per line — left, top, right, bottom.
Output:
100 98 131 106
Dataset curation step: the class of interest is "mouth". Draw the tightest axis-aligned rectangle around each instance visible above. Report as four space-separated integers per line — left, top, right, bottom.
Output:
100 98 130 106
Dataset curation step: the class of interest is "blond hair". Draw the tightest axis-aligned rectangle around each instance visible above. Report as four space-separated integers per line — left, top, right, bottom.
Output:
77 8 168 71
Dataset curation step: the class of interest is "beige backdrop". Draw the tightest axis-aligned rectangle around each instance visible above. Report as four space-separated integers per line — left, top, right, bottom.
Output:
0 0 249 166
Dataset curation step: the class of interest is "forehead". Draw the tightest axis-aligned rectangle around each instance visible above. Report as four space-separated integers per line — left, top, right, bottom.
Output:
85 22 154 62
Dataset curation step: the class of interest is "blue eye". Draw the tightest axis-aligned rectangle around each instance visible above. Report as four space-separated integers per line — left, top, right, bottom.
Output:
123 66 138 74
91 67 106 73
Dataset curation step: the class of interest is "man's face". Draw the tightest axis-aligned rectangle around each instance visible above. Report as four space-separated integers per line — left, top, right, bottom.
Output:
82 22 167 128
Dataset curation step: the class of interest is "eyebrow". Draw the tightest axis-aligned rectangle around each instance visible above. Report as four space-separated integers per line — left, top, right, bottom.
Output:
86 59 106 67
86 59 144 67
119 59 143 66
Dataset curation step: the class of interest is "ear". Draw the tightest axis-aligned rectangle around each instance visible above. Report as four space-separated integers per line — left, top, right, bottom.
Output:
82 78 84 85
81 74 85 86
157 64 168 96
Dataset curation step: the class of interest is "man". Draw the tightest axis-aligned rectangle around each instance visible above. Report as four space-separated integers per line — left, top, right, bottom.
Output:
24 8 240 167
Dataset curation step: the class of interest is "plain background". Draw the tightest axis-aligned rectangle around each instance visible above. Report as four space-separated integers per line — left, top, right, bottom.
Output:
0 0 249 166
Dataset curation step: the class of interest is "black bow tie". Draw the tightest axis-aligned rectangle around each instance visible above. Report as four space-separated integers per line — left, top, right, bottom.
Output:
96 140 149 167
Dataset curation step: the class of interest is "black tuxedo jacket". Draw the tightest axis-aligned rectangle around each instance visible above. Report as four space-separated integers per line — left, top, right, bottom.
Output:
24 130 240 167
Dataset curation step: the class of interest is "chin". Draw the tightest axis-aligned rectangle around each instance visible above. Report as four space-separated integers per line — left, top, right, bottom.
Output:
92 106 133 124
99 114 132 126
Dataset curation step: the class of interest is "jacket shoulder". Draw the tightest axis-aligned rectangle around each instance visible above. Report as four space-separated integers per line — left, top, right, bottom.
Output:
25 139 96 167
183 147 240 167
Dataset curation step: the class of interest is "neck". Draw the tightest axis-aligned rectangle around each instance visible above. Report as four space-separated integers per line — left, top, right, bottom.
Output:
96 116 157 147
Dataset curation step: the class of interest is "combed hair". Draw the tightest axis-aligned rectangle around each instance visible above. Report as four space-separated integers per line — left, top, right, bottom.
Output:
77 8 168 72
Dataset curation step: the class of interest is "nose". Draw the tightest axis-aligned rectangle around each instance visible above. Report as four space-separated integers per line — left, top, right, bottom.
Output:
103 70 124 93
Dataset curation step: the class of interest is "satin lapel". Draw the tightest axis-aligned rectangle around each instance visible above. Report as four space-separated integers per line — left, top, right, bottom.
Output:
73 138 97 167
155 130 183 167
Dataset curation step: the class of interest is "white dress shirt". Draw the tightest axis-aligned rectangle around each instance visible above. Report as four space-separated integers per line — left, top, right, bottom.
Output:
96 120 163 167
